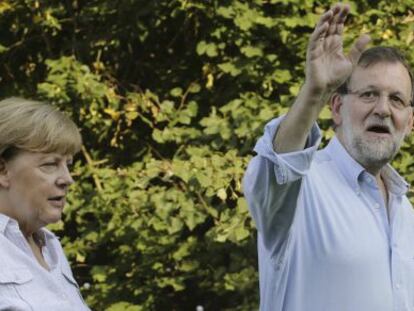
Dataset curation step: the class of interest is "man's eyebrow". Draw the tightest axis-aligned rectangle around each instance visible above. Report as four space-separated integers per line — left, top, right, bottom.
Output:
351 85 376 91
386 89 409 99
361 85 406 95
360 85 378 89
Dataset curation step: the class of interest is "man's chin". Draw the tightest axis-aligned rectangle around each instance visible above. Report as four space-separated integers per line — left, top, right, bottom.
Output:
353 140 395 167
360 149 394 167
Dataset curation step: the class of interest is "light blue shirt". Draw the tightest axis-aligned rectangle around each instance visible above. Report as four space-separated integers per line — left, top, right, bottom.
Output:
0 214 90 311
243 116 414 311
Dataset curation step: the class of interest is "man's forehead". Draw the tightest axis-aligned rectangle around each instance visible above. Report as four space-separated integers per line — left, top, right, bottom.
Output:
349 62 412 92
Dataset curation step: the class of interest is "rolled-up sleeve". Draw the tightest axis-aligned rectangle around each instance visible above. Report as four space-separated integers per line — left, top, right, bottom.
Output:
243 116 321 256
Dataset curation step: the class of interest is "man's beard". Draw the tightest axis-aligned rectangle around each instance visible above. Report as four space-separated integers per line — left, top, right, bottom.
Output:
341 122 404 172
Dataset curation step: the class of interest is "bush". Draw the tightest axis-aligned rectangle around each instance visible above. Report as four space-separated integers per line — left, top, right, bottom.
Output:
0 0 413 309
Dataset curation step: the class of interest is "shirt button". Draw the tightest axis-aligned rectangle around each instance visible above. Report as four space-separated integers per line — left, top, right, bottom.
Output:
396 283 401 289
374 203 381 209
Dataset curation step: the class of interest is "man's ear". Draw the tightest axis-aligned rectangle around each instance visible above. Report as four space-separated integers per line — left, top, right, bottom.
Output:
0 159 10 188
331 93 343 127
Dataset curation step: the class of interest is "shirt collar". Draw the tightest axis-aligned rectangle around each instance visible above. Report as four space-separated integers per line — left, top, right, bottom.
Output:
0 213 10 234
324 136 409 196
380 163 409 196
0 213 56 241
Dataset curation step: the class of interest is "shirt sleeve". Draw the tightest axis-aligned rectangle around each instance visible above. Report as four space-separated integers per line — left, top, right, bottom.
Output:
243 115 321 257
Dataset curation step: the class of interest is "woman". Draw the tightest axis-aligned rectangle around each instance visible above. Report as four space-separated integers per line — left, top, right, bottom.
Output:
0 97 90 310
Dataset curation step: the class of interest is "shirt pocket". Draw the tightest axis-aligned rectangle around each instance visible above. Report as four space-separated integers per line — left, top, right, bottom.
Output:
0 268 33 285
0 267 33 310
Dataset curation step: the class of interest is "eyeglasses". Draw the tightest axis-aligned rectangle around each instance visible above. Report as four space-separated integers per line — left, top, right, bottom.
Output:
344 88 413 111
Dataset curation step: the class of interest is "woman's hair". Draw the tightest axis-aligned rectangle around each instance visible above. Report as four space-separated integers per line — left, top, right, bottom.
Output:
0 97 82 159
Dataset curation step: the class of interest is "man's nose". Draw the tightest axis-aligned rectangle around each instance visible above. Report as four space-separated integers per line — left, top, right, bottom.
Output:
373 94 392 117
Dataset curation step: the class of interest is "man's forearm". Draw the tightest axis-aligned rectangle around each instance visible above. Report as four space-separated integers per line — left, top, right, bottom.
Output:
273 83 331 153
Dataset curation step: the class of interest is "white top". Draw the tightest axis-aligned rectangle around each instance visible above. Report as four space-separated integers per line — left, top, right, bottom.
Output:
0 213 90 311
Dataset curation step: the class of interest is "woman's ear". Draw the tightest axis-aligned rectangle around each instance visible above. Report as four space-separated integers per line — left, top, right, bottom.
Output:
0 159 10 188
331 93 344 128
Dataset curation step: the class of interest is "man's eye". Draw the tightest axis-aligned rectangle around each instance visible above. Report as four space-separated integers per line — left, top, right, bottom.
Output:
360 91 376 98
390 95 403 103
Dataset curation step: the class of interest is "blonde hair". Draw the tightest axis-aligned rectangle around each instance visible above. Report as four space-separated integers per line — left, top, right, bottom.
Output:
0 97 82 157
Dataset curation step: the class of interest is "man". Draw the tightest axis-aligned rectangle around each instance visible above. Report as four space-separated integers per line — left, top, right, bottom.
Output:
243 3 414 311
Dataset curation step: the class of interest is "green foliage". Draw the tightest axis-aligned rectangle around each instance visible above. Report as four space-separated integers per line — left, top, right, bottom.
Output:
1 0 414 309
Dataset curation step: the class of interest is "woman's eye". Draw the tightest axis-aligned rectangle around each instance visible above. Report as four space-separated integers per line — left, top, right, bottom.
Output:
42 162 58 168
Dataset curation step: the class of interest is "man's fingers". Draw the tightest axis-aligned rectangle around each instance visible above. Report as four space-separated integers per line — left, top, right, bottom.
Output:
316 8 334 28
336 4 350 24
327 3 349 35
348 34 371 65
312 6 335 38
308 3 350 53
335 5 349 36
309 22 329 50
308 9 333 51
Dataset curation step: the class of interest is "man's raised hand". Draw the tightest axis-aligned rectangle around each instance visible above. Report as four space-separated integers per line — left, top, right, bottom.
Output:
305 3 370 96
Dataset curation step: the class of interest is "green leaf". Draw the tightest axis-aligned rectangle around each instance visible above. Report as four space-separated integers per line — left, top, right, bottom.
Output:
217 6 234 19
218 62 242 76
188 83 201 93
0 44 8 53
217 188 227 200
170 87 183 97
240 46 263 58
106 302 142 311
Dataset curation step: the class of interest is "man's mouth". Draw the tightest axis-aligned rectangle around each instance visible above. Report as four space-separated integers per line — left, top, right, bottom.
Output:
366 124 391 135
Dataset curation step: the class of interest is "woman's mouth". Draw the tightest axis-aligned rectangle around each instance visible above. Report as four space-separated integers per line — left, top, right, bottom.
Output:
48 196 66 208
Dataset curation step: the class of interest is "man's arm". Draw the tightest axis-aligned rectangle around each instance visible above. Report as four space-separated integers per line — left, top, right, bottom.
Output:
244 3 369 256
274 3 370 153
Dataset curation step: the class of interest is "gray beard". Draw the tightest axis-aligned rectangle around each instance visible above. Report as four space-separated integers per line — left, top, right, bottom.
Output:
338 109 405 173
346 135 398 173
